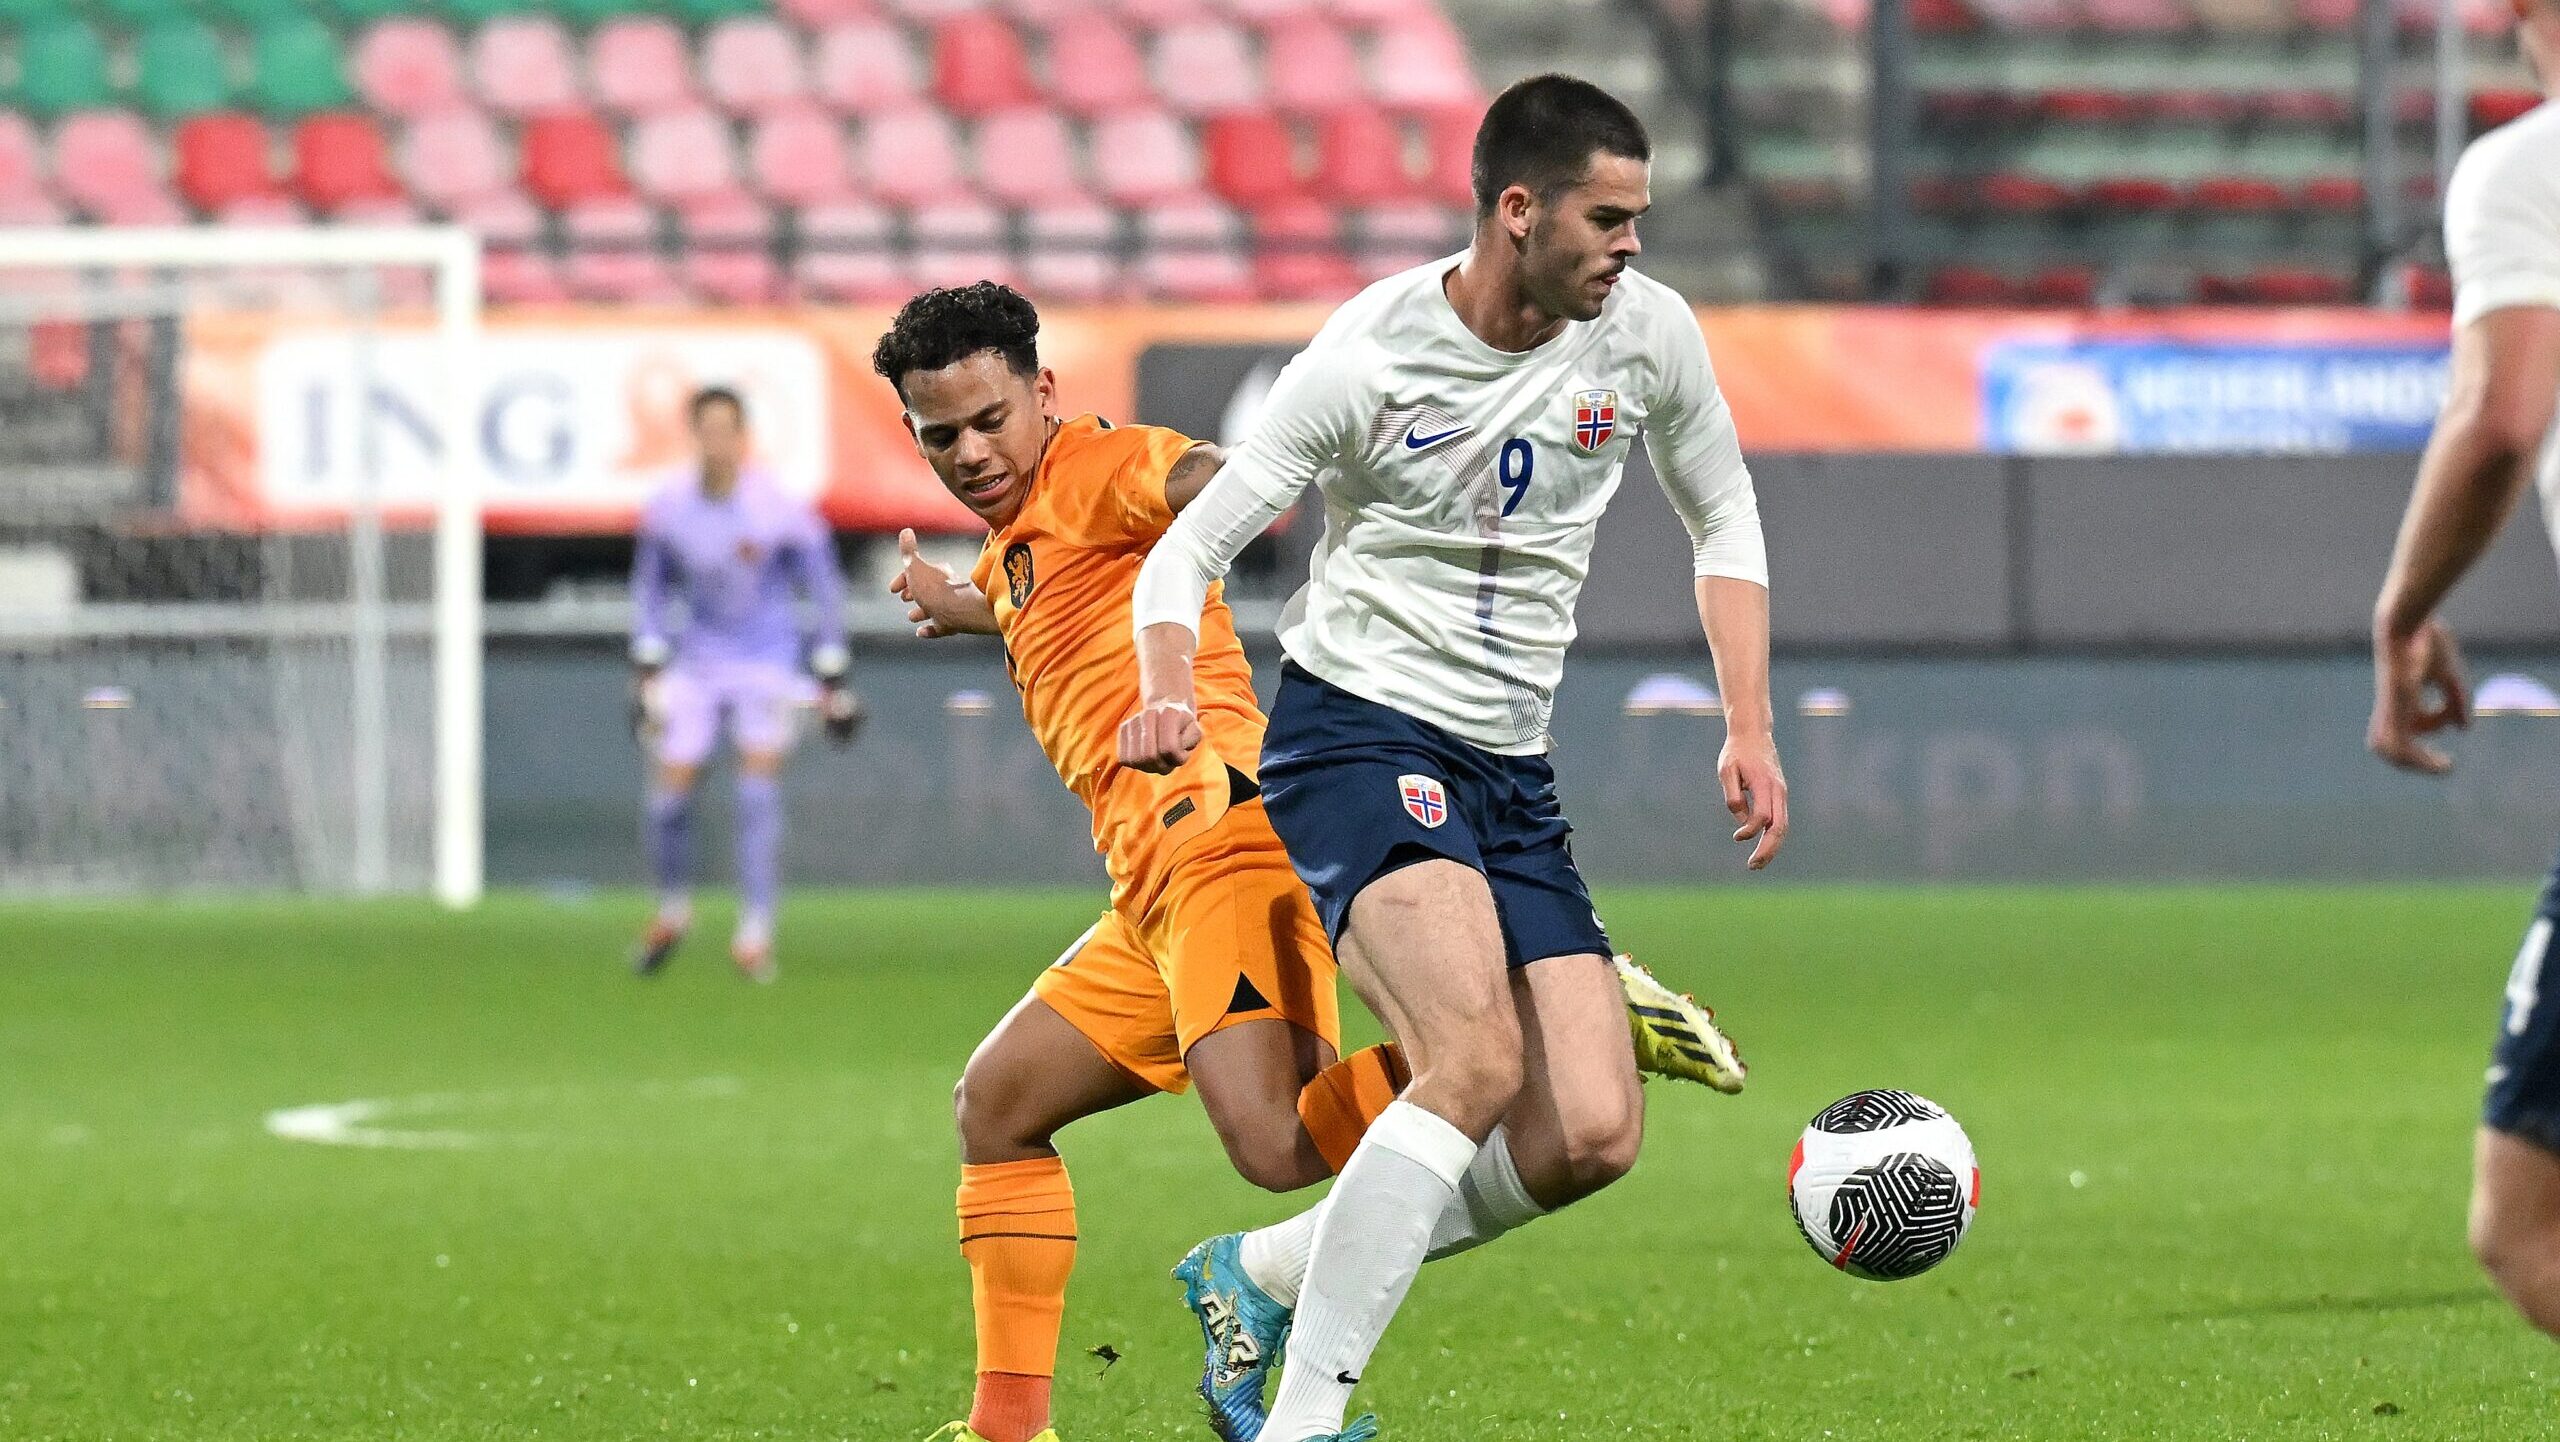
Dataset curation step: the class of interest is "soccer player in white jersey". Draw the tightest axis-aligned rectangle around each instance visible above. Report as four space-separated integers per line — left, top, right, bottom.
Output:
2369 0 2560 1343
1119 76 1785 1439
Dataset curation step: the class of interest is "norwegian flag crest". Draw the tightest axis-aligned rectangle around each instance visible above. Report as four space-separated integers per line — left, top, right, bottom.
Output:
1572 388 1618 452
1397 773 1448 829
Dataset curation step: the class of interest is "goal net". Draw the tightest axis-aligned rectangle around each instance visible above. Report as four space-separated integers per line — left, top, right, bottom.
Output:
0 229 481 905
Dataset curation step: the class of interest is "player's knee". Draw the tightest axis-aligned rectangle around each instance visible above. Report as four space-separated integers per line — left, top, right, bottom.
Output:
1219 1121 1322 1194
1419 1041 1524 1133
953 1064 1044 1154
1553 1096 1643 1200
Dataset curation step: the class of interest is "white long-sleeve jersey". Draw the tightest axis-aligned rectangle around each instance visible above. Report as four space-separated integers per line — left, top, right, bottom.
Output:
1133 256 1765 755
2444 100 2560 559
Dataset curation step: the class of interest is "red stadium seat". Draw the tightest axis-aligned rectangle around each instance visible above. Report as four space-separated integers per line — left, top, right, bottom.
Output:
1137 195 1254 300
292 113 402 214
0 193 67 225
522 110 630 208
813 20 925 115
775 0 878 24
797 199 908 300
2189 175 2289 212
54 112 180 224
2258 89 2353 126
2085 176 2177 211
630 109 740 205
702 19 809 117
1910 0 1978 29
1926 265 2016 305
1022 195 1122 302
1977 172 2072 212
457 191 568 304
1314 104 1412 205
1263 16 1367 118
1089 107 1200 206
352 19 467 120
2473 90 2542 131
336 194 422 225
1331 0 1443 28
1203 111 1304 209
472 18 581 120
1252 195 1359 300
858 106 968 206
2298 175 2364 211
2406 264 2454 310
933 14 1040 119
747 107 855 206
588 18 697 118
912 197 1014 289
1041 14 1151 120
0 114 44 207
2038 89 2146 125
2023 266 2097 307
974 107 1083 206
2081 0 2190 32
215 194 307 226
1366 17 1476 112
562 197 682 302
403 108 512 213
174 113 278 214
1230 0 1328 21
1151 20 1265 118
1115 0 1217 28
2202 268 2353 305
1352 200 1457 280
1417 101 1478 206
681 193 782 303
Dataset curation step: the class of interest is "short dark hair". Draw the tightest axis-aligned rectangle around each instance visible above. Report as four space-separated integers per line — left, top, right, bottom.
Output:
1470 75 1651 215
870 282 1042 399
689 385 745 426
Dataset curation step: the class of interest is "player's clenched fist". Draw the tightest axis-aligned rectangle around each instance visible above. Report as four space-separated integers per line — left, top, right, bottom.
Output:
1118 700 1202 774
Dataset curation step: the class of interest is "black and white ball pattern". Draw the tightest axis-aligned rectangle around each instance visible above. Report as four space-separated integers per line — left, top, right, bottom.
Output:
1790 1091 1979 1282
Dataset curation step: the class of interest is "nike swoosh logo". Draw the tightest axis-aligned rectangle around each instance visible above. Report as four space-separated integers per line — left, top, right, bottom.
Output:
1403 425 1468 450
1335 1370 1362 1385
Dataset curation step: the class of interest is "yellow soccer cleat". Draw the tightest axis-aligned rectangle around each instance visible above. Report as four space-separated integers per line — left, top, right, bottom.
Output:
1615 953 1747 1094
921 1426 1062 1442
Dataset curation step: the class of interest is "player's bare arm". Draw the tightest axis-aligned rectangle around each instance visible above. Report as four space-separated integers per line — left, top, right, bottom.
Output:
1698 575 1787 868
2370 306 2560 774
1164 441 1228 514
888 526 1000 638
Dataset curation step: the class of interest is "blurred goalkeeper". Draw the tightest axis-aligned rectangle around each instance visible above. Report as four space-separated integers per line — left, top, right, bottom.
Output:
628 385 860 983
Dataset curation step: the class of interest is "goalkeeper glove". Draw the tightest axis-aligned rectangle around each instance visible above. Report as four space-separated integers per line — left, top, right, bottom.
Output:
810 644 862 747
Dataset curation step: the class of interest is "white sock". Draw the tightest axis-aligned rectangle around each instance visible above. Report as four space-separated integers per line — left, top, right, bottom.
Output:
1238 1127 1546 1311
656 892 692 928
735 910 772 950
1262 1100 1477 1442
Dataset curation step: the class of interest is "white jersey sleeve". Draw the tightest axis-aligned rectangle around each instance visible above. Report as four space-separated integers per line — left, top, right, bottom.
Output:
2446 102 2560 329
1640 295 1767 587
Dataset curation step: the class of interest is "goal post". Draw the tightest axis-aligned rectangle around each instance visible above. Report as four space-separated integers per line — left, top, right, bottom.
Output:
0 227 483 906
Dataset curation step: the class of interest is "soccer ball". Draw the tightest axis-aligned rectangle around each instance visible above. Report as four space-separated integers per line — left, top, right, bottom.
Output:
1788 1090 1979 1281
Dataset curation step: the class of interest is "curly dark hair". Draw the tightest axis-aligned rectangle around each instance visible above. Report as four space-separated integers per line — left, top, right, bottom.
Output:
870 282 1042 399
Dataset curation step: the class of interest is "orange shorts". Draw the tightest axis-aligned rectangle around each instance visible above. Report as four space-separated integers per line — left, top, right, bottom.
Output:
1033 800 1340 1095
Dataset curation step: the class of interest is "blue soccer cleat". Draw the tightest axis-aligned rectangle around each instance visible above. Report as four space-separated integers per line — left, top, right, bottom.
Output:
1316 1417 1380 1441
1173 1232 1293 1442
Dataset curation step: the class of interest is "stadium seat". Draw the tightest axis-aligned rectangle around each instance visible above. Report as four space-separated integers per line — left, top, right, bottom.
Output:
0 114 45 208
325 0 436 22
1115 0 1218 27
2086 176 2179 212
1417 101 1477 206
445 0 536 23
251 18 358 118
522 110 631 207
173 113 280 213
1262 16 1368 118
2474 90 2542 131
295 115 404 213
681 192 782 302
1366 17 1477 111
210 0 304 28
0 193 68 226
588 18 698 118
2190 175 2289 212
1330 0 1443 26
672 0 766 23
774 0 878 25
1353 200 1458 274
403 107 512 212
1925 265 2016 305
471 17 581 119
1229 0 1329 23
553 0 657 25
2185 0 2289 30
701 19 809 116
1021 196 1122 301
1136 196 1254 300
214 193 308 225
352 20 467 119
796 198 907 300
932 14 1040 119
459 191 569 302
1203 111 1304 209
14 21 114 119
858 106 967 206
1977 173 2072 212
747 107 856 206
1041 15 1151 120
1251 195 1360 300
562 196 681 301
2023 266 2097 307
1089 108 1199 206
51 111 179 222
136 19 236 120
2081 0 2189 32
911 197 1012 289
100 0 192 26
1314 104 1412 205
2201 267 2353 304
1150 20 1264 118
2299 175 2364 211
812 19 925 115
630 108 740 204
336 194 425 226
973 107 1083 206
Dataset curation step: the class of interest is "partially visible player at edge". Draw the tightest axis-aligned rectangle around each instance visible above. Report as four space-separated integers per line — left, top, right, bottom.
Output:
2367 0 2560 1344
628 386 862 983
871 283 1406 1442
1122 76 1784 1440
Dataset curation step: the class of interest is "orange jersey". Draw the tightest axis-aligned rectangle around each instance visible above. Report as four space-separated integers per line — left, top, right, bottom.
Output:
970 414 1267 915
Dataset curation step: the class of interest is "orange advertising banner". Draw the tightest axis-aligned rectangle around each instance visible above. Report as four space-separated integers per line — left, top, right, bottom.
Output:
179 302 2455 534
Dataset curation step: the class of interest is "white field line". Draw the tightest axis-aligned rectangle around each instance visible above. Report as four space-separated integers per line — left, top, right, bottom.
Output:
263 1076 741 1150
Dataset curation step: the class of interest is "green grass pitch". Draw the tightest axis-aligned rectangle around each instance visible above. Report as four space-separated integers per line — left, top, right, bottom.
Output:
1 886 2552 1440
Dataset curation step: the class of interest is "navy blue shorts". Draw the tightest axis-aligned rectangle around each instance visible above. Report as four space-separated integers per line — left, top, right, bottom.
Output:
2485 852 2560 1154
1256 661 1611 970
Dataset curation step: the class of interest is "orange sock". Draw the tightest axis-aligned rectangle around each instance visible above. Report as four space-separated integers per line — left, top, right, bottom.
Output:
1296 1042 1410 1174
957 1156 1076 1442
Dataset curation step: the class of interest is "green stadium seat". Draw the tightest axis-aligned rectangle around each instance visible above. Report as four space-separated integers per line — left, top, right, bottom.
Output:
135 19 236 119
0 0 75 26
669 0 763 24
319 0 428 21
12 19 113 116
553 0 657 23
437 0 536 24
98 0 195 27
207 0 314 27
249 17 355 116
